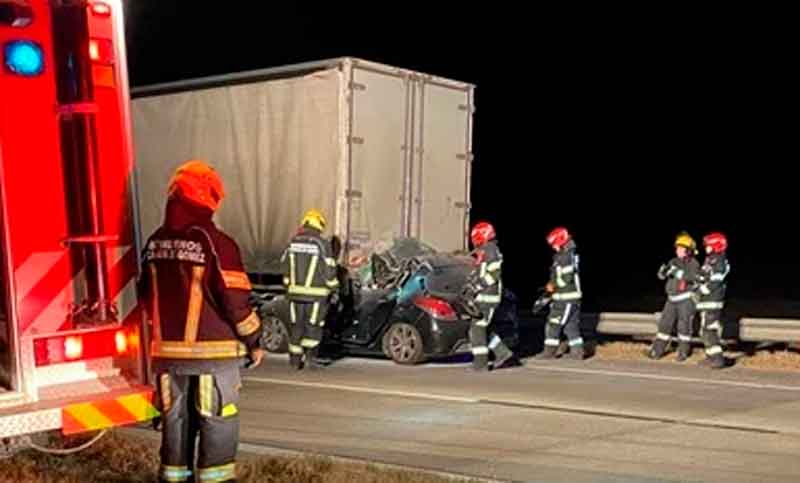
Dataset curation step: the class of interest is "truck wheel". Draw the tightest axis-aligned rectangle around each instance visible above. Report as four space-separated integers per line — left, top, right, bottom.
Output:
262 316 289 354
382 323 425 365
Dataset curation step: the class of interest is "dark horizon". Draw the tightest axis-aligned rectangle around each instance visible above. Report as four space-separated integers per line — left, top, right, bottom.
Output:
125 3 796 316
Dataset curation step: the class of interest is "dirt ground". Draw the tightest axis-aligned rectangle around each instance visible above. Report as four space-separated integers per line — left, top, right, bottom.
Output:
0 431 480 483
594 339 800 370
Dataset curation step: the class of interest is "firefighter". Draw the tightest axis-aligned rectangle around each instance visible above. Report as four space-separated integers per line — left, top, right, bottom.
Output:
538 227 584 360
138 160 264 483
467 222 516 371
282 209 340 370
649 232 701 361
696 232 730 369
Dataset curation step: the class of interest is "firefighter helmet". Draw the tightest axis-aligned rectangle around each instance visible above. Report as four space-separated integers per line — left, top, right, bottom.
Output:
470 222 496 247
167 160 225 212
547 227 571 251
703 232 728 254
301 209 327 231
674 232 697 252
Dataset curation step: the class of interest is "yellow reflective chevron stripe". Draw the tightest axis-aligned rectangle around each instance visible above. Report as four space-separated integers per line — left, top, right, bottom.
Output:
63 402 114 431
117 393 160 422
62 391 160 435
487 261 502 271
310 302 320 325
325 257 337 267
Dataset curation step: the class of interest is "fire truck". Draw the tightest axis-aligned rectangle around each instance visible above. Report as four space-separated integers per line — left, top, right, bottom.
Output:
0 0 156 449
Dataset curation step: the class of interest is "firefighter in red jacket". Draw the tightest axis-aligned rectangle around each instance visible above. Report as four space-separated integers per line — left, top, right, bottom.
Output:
139 160 264 483
282 209 340 370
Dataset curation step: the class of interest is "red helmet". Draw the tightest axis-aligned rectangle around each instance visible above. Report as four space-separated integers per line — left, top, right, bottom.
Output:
167 160 225 212
470 222 496 247
703 232 728 254
547 227 571 250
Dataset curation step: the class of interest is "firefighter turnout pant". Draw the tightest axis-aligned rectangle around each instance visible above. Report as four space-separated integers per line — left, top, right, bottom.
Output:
470 303 512 370
651 300 696 359
542 301 583 357
288 300 328 369
156 368 240 483
700 309 725 365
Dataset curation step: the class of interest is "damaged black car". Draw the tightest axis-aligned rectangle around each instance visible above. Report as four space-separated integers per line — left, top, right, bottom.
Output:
256 238 519 365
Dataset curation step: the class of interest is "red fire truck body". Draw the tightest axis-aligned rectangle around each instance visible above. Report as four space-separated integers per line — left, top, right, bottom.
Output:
0 0 156 439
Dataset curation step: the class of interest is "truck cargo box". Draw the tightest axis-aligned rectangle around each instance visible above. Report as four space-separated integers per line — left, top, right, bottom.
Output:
131 58 475 275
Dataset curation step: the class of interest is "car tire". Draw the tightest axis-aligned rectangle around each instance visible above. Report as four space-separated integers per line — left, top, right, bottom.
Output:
382 322 425 365
261 315 290 354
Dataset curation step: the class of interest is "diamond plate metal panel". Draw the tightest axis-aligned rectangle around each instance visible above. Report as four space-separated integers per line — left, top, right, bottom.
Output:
0 408 61 438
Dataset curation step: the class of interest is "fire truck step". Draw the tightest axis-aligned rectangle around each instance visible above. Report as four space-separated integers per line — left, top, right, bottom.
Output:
38 375 134 402
35 357 122 388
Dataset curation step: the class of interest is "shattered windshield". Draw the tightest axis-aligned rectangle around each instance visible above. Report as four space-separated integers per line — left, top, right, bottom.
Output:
352 237 472 298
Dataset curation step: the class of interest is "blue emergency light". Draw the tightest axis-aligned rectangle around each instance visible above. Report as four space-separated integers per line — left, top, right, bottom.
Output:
4 40 44 76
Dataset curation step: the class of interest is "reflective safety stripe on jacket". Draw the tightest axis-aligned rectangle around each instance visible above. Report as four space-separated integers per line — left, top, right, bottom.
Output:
284 228 339 301
550 240 582 301
473 241 503 303
140 216 262 365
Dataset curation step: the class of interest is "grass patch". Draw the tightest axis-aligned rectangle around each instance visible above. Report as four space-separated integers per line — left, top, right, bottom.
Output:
594 340 800 370
0 431 480 483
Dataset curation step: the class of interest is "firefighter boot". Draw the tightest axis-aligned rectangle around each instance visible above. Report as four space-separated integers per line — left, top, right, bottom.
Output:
490 335 517 370
306 346 325 370
676 342 692 362
536 345 558 360
704 353 725 369
289 353 304 371
567 344 585 360
647 339 668 360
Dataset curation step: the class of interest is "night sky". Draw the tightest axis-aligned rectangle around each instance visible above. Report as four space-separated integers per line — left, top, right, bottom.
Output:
125 3 795 316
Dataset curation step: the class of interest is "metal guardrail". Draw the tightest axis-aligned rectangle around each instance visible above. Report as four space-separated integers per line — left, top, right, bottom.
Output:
590 312 800 343
739 318 800 342
595 312 657 336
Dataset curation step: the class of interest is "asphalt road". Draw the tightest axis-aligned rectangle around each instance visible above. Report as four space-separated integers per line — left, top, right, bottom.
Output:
236 355 800 482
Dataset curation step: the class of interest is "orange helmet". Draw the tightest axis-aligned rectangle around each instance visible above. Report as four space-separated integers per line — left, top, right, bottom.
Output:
167 160 225 212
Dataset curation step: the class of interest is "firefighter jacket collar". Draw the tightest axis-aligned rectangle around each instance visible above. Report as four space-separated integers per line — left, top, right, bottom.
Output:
165 197 213 231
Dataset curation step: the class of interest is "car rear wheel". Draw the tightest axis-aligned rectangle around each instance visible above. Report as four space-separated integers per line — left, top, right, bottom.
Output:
382 323 425 365
261 316 289 354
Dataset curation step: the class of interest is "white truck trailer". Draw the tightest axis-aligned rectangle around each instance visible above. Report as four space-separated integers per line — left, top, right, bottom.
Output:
131 58 475 280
